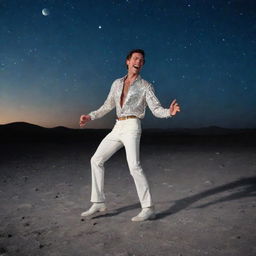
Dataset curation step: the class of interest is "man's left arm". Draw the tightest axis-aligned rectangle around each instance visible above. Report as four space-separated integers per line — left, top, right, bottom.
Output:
146 84 180 118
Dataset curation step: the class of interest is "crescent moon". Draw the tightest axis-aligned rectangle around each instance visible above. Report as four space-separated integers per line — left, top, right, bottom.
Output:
42 8 50 16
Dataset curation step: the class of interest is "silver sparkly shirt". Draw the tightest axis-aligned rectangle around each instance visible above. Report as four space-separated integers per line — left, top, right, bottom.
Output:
88 75 172 120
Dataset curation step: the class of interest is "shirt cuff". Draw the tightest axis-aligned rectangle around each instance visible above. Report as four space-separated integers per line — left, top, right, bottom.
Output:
88 113 95 121
165 109 172 118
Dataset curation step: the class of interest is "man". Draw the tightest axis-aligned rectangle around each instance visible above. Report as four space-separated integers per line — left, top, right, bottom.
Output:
79 49 180 221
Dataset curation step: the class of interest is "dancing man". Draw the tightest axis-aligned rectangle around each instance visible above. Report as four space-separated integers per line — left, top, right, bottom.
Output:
80 49 180 221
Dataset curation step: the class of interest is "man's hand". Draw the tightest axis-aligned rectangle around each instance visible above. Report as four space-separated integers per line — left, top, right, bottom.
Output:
169 99 181 116
79 115 91 128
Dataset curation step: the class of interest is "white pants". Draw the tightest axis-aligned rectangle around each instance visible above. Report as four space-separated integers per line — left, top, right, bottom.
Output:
90 118 153 208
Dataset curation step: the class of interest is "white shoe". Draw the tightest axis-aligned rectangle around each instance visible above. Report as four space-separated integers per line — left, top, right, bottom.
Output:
81 203 107 217
131 207 156 222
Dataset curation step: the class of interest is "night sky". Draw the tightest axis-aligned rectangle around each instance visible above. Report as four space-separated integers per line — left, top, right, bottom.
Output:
1 0 255 129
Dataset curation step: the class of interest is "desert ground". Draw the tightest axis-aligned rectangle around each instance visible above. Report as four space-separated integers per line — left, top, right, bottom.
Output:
0 124 256 256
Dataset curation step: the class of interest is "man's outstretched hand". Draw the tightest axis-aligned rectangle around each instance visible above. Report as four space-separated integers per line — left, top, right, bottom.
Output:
79 115 91 128
169 99 181 116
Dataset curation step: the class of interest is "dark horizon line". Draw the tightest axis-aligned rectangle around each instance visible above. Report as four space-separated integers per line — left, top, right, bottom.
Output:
1 121 256 132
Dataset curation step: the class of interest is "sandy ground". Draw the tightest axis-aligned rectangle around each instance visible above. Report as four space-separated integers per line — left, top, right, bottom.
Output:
0 133 256 256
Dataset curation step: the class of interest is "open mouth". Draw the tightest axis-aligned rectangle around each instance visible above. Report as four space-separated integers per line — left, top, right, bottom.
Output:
133 65 140 69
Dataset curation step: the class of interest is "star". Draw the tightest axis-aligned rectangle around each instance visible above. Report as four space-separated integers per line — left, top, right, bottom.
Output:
98 25 102 29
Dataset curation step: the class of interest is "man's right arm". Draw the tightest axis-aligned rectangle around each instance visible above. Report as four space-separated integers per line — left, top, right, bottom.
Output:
88 82 116 120
80 82 116 127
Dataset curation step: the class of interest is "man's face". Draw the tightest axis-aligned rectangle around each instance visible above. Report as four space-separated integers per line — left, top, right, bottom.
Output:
126 52 144 75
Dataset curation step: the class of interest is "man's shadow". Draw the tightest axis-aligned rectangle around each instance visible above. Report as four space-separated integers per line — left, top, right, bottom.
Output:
156 176 256 220
92 176 256 220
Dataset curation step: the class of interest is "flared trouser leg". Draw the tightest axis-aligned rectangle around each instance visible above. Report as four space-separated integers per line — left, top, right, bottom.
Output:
122 131 153 208
90 132 123 203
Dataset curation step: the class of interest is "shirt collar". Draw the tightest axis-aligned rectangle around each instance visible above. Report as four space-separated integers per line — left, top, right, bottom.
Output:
121 74 142 84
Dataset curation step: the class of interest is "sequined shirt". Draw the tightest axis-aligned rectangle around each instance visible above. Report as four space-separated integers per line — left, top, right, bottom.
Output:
88 75 172 120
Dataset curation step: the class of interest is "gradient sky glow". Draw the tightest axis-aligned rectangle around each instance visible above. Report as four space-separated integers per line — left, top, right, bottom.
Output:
1 0 256 129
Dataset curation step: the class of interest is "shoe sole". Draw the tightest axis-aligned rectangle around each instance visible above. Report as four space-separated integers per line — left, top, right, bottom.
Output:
131 213 156 222
81 207 107 218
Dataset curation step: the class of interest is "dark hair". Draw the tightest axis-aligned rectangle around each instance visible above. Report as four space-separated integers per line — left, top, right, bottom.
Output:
126 49 145 68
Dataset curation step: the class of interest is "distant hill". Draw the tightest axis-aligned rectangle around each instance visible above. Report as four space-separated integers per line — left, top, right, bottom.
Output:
0 122 105 133
0 122 109 142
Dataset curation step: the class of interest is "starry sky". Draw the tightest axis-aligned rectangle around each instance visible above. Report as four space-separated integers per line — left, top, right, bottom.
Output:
1 0 256 129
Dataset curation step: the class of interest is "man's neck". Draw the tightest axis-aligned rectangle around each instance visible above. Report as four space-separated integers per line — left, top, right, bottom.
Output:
126 72 140 83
